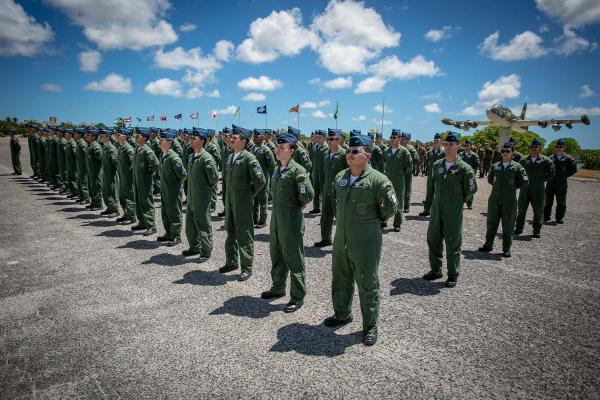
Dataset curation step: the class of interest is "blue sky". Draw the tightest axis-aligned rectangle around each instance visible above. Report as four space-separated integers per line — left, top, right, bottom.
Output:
1 0 599 147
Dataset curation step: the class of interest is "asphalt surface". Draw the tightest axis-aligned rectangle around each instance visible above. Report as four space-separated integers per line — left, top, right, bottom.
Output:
1 136 599 399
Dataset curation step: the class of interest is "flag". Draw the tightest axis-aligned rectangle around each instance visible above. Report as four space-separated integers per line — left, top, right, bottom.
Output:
174 113 182 120
190 112 199 120
257 105 267 114
136 117 142 122
160 114 167 121
210 111 218 120
233 106 240 117
123 116 132 123
147 115 155 122
289 104 299 113
113 117 123 124
333 101 339 120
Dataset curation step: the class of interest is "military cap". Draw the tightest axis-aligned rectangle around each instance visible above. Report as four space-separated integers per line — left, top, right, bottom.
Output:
287 126 301 137
350 129 361 137
375 132 383 139
348 134 372 147
390 129 400 138
556 138 566 146
433 132 442 140
232 124 252 138
327 128 342 138
501 141 515 149
253 128 267 136
191 127 209 139
264 128 273 135
160 129 177 140
400 131 411 140
221 127 231 134
88 128 100 137
137 127 151 138
465 140 473 145
531 138 542 146
445 131 461 143
314 129 325 136
276 134 298 144
207 129 216 137
74 127 85 134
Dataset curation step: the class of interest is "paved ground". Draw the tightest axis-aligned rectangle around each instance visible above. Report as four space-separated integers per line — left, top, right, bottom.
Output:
1 136 599 399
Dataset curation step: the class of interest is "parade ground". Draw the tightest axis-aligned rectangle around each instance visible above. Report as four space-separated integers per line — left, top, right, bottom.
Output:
1 137 599 399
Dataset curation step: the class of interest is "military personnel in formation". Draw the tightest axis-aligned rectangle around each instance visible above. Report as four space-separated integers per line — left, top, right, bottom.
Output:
420 133 445 217
374 132 387 155
514 139 555 238
309 129 328 214
57 130 68 194
183 128 219 261
383 130 411 231
219 125 266 282
399 132 418 213
417 144 427 176
85 129 103 211
74 128 89 204
261 133 314 313
149 128 162 195
48 129 60 189
98 130 119 217
323 134 397 346
64 130 78 197
26 125 38 179
544 138 577 224
288 127 312 174
156 130 187 244
131 129 160 236
423 132 477 288
477 145 486 178
478 141 528 258
509 137 524 162
459 140 481 209
366 131 385 173
484 145 494 176
116 129 136 224
218 127 233 217
251 129 276 228
8 128 22 175
205 129 222 213
38 129 48 183
315 128 348 248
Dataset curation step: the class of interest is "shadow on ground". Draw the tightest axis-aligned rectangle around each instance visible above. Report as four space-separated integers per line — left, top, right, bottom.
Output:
462 250 503 261
389 277 444 296
270 322 362 357
209 295 283 318
173 269 238 286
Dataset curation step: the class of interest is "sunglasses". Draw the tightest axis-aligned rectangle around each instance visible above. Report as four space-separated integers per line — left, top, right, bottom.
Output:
327 138 339 141
349 149 366 155
500 149 512 153
555 145 564 148
530 145 540 148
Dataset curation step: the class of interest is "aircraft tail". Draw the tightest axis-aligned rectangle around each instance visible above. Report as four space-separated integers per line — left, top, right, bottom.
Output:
520 103 527 120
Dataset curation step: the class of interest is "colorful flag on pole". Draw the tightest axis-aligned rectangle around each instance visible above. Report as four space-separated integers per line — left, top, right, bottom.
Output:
190 112 199 120
147 115 155 122
210 111 218 120
288 104 299 113
233 106 240 117
256 105 267 114
333 101 339 120
174 113 182 120
160 115 167 121
123 116 132 123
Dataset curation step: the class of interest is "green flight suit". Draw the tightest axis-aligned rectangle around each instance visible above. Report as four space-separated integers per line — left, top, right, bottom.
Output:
65 139 78 194
28 134 38 177
369 144 385 173
320 148 348 242
75 138 89 202
512 151 524 163
150 137 161 194
252 143 276 225
224 149 266 272
9 136 22 175
384 146 411 227
117 141 136 220
293 143 312 174
206 140 221 212
515 155 555 235
57 137 68 190
483 161 529 252
427 159 477 278
48 136 59 187
544 153 577 222
101 142 119 214
159 148 187 239
269 159 314 304
186 149 219 255
331 165 397 332
423 148 445 214
85 140 103 208
221 146 233 210
38 136 47 182
309 142 328 211
404 144 418 211
134 144 160 228
459 151 481 208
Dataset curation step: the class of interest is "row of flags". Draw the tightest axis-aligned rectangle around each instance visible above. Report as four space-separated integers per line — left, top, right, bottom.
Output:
255 101 339 119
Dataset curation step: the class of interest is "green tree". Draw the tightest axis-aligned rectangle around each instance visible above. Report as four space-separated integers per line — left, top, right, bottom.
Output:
469 126 545 154
544 137 581 159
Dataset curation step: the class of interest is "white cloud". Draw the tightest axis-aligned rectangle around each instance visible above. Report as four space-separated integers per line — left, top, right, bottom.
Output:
206 89 220 98
479 31 548 61
154 46 221 72
179 23 196 32
422 92 441 100
236 8 319 63
424 103 441 113
524 102 600 119
213 40 234 61
144 78 181 97
322 76 352 89
352 115 367 121
579 84 596 98
369 55 440 80
85 73 132 93
45 0 177 50
478 74 521 104
243 92 266 102
425 26 459 42
312 110 328 118
237 75 283 91
0 0 54 56
535 0 600 28
374 104 392 113
354 76 387 94
461 105 481 116
308 78 321 86
78 49 101 72
553 26 593 55
212 105 238 115
371 118 392 125
316 42 376 74
301 100 330 109
184 87 220 99
41 83 62 92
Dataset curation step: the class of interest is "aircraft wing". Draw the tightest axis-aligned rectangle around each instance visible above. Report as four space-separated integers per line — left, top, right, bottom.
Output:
441 118 491 131
518 115 590 131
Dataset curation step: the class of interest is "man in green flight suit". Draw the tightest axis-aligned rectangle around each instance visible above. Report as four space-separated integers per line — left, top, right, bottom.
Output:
399 132 418 213
309 129 327 214
149 128 162 195
515 139 555 238
252 129 276 228
478 141 529 258
420 133 445 217
383 129 411 232
261 133 314 313
56 129 68 194
219 124 266 281
218 128 233 218
368 131 385 173
205 129 222 213
64 130 78 197
116 128 136 224
459 140 481 209
183 128 219 261
99 129 119 217
8 128 22 175
131 128 160 236
74 128 90 204
26 125 38 179
543 138 578 224
323 134 397 346
314 128 348 248
38 129 48 183
85 129 103 211
47 128 59 189
288 126 312 174
423 132 477 288
157 129 187 244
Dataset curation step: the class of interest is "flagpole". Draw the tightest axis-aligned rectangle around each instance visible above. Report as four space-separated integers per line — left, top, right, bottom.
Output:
381 97 385 134
297 110 300 130
265 106 268 129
